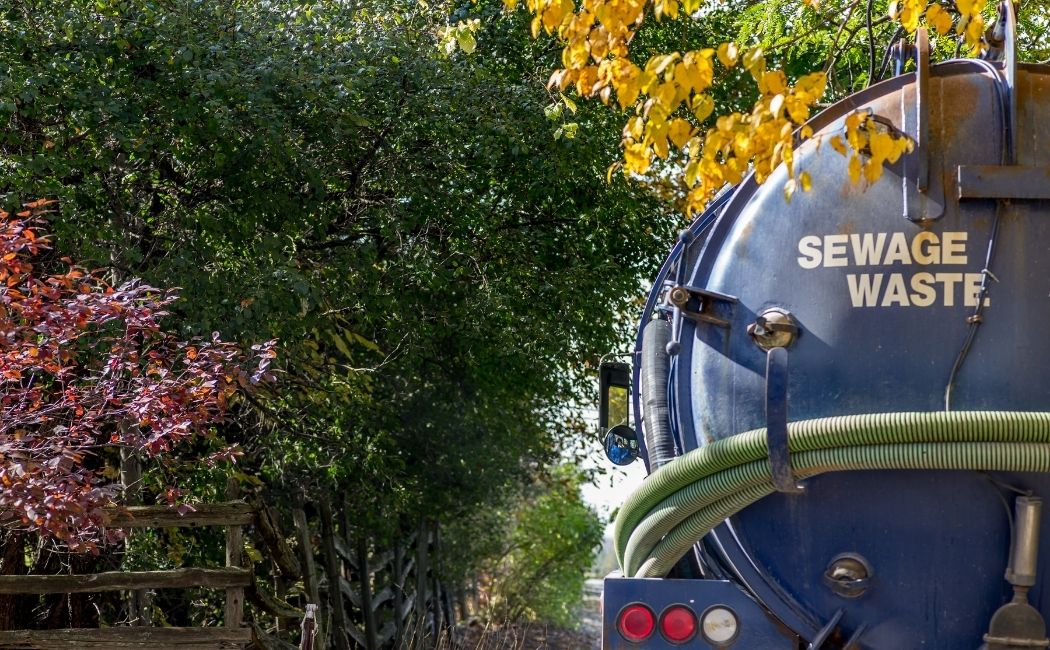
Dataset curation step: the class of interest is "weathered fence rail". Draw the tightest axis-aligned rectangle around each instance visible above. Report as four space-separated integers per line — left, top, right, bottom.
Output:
0 497 251 650
0 485 469 650
0 567 252 594
0 627 251 649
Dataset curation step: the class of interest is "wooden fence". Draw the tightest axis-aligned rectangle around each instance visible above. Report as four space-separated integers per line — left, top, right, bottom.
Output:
274 497 458 650
0 499 252 650
0 488 464 650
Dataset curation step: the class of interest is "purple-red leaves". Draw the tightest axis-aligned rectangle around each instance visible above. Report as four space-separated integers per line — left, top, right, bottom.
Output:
0 201 276 550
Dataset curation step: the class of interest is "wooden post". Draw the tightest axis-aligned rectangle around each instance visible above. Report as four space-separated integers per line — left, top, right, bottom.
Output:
225 478 244 630
292 504 321 606
319 498 351 650
293 500 324 649
120 448 151 626
300 603 318 650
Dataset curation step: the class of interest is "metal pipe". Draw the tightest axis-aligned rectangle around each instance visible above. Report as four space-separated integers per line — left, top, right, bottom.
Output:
1003 0 1017 166
1008 497 1042 588
982 496 1047 650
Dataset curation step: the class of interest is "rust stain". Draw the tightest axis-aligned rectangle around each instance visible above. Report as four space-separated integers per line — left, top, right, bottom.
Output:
1017 68 1050 162
939 77 982 147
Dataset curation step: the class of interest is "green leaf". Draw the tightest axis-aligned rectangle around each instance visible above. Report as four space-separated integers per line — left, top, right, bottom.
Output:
456 32 477 54
560 94 578 114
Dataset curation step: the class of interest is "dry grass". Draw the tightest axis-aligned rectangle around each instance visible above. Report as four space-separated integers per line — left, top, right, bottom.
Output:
401 619 598 650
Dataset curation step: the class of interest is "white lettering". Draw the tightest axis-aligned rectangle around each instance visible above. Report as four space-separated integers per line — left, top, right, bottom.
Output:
798 231 978 309
936 272 964 307
824 234 849 268
911 231 940 265
883 232 913 265
850 233 887 266
943 232 968 264
797 235 822 269
964 272 985 307
882 273 911 306
910 272 937 307
847 273 884 307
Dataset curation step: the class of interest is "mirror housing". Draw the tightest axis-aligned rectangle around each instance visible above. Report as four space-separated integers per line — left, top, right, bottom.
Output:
604 424 640 466
598 361 632 435
599 360 637 465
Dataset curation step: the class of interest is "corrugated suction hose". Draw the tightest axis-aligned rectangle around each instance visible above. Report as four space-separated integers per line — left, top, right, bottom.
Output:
640 318 676 470
614 411 1050 578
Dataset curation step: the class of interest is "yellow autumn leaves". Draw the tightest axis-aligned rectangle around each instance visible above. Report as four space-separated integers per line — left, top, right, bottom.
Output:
830 113 913 186
536 0 828 213
510 0 982 214
678 67 828 209
891 0 984 52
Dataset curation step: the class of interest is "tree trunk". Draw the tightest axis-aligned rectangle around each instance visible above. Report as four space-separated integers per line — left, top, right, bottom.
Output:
455 588 468 621
68 553 101 628
356 535 377 650
413 522 430 649
392 540 405 645
319 498 351 650
0 533 28 630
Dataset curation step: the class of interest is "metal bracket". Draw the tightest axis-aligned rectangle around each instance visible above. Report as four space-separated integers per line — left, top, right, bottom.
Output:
902 28 945 222
915 28 930 193
1003 0 1017 165
766 347 803 494
958 1 1025 201
667 285 738 328
958 165 1050 199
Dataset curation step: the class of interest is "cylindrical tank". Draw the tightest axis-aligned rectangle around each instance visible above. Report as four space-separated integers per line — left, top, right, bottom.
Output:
664 61 1050 647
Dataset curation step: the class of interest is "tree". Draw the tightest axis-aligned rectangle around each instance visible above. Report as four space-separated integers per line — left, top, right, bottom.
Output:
508 0 1049 213
480 467 603 626
1 0 671 637
0 201 274 549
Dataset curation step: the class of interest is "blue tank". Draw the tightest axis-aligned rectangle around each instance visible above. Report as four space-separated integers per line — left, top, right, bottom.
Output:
604 23 1050 650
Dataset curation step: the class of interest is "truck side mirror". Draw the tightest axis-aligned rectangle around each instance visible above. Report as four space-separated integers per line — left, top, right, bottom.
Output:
599 361 638 465
604 424 640 466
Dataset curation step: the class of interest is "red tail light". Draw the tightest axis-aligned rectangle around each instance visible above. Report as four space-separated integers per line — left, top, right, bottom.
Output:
660 605 698 643
618 603 656 642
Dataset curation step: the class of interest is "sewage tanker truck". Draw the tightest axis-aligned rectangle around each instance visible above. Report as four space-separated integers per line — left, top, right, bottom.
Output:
598 8 1050 649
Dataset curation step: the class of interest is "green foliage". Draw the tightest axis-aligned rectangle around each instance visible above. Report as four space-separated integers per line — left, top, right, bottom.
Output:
0 0 672 626
483 467 604 626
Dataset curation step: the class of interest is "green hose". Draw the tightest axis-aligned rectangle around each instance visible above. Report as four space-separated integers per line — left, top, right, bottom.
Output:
614 412 1050 578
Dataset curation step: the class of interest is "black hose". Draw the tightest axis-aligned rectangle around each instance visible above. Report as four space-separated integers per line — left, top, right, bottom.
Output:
641 318 676 471
876 26 905 82
944 58 1009 410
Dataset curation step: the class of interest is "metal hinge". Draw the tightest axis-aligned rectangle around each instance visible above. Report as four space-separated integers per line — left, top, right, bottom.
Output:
666 285 738 328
